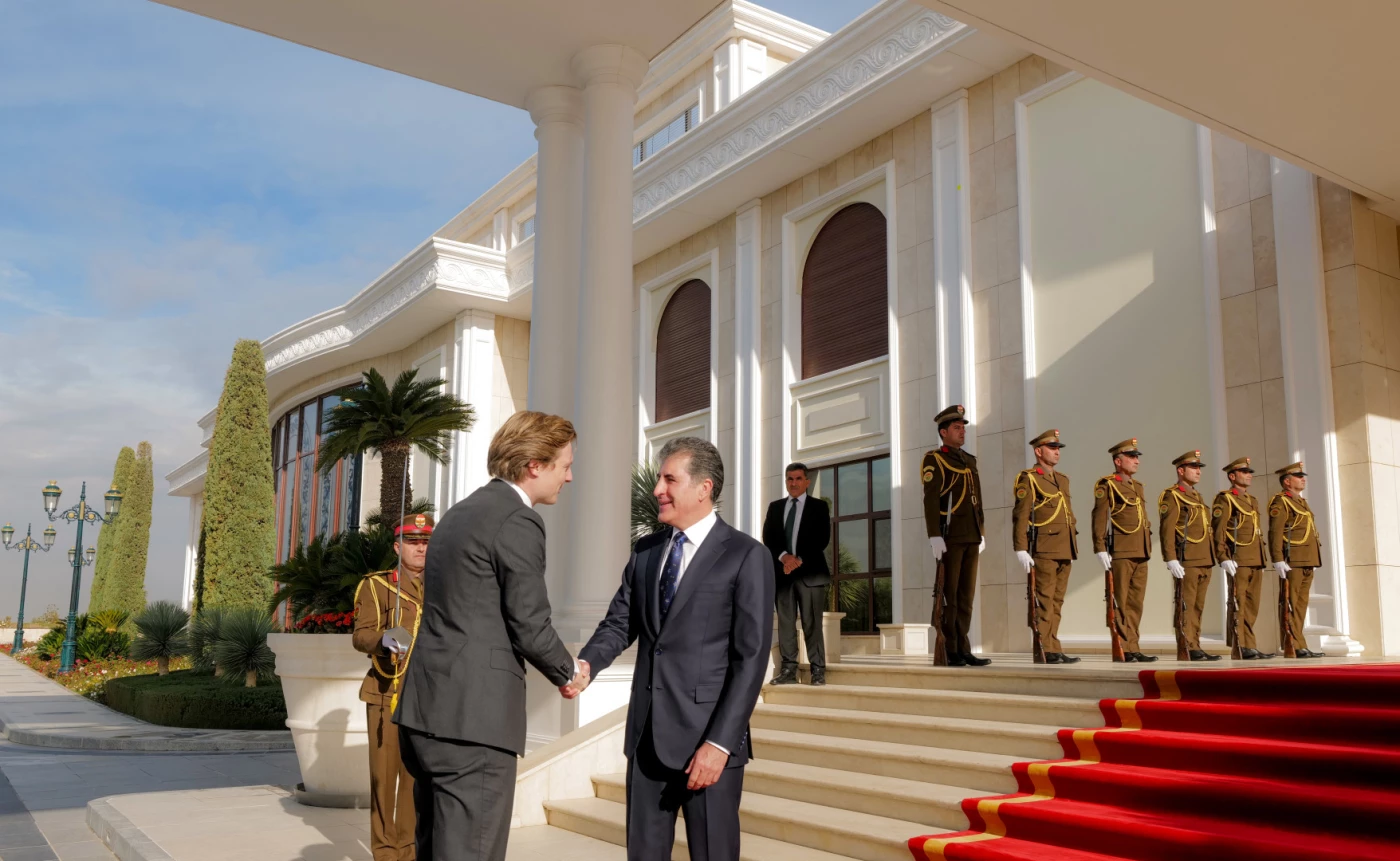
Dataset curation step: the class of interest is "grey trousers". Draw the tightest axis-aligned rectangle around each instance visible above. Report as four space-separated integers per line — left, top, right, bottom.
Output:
400 728 517 861
776 579 827 672
625 721 745 861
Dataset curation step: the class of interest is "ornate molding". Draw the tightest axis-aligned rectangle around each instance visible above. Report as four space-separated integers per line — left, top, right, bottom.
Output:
633 10 962 221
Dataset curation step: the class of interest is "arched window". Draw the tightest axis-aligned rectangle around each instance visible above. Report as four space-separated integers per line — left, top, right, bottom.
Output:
270 392 362 563
801 202 888 379
654 279 711 422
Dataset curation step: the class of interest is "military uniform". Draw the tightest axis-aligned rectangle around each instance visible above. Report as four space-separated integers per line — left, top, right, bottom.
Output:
1012 429 1077 659
352 514 432 861
1268 462 1322 658
1211 456 1266 656
1160 450 1218 656
923 404 984 662
1091 439 1153 659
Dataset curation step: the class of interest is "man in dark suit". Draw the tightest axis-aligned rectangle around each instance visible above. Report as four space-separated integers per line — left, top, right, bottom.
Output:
395 411 588 861
762 462 832 686
570 436 773 861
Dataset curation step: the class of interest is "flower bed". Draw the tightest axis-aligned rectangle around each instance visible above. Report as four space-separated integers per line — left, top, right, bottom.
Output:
292 611 354 634
11 652 191 700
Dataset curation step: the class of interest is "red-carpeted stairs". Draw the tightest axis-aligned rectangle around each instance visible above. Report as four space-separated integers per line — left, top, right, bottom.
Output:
908 663 1400 861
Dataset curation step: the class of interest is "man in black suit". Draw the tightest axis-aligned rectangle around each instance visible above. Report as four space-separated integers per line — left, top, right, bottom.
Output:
395 411 588 861
761 462 832 686
571 436 773 861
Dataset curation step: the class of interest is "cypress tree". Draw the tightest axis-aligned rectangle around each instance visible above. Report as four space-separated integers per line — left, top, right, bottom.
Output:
106 441 154 623
89 447 135 612
202 340 276 610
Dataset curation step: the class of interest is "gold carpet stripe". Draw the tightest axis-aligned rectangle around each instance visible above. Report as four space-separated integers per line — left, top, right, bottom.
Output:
1114 698 1143 729
1155 670 1182 700
919 831 1001 858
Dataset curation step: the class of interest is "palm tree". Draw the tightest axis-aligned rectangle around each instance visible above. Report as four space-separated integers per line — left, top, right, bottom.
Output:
317 368 475 520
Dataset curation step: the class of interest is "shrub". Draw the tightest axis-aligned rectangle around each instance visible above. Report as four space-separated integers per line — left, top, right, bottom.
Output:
35 613 90 660
129 601 190 675
102 670 287 730
210 608 276 688
76 629 131 662
89 447 135 613
189 607 227 674
104 441 154 624
88 609 129 633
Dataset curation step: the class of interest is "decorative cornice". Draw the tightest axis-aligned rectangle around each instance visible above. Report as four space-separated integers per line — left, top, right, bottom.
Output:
633 8 963 221
262 239 509 373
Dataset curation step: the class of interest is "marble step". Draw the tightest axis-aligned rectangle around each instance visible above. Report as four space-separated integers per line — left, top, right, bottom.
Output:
587 776 940 861
764 682 1102 727
752 703 1065 760
738 758 976 831
823 663 1144 700
752 727 1020 795
545 795 867 861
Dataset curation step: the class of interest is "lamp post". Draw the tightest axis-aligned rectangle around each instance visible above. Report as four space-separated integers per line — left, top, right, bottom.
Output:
43 481 122 672
2 524 57 651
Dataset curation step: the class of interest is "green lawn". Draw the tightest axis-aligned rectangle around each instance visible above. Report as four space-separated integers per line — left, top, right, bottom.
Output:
102 670 288 731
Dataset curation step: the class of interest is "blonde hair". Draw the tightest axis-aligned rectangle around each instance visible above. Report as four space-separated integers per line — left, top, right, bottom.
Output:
488 411 577 483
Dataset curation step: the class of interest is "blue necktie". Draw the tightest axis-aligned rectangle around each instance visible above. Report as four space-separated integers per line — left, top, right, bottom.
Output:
659 532 687 618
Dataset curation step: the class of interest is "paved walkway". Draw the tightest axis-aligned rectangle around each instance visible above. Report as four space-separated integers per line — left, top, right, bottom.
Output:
0 658 291 752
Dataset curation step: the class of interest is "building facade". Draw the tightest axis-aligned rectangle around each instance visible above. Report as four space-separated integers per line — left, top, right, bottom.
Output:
168 0 1400 745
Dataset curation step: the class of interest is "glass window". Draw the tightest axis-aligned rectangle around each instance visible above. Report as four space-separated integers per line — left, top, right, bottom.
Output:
340 454 360 533
837 521 869 574
286 411 300 460
826 455 894 634
297 455 314 547
279 467 296 561
518 216 535 241
271 390 365 561
320 395 340 431
871 456 891 512
633 104 700 166
316 465 337 539
300 403 317 453
837 463 868 516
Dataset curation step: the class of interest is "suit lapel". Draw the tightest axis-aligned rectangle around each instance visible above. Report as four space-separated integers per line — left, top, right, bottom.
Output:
663 519 733 627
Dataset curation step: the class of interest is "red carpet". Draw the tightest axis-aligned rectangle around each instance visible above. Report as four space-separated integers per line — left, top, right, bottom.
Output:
908 663 1400 861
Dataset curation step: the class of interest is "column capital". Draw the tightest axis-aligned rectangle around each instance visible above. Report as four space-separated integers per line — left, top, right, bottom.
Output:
526 85 584 129
570 44 649 92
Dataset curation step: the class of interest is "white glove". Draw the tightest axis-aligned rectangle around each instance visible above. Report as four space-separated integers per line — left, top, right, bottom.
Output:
1015 550 1034 574
979 537 986 553
929 536 947 561
1166 560 1185 580
381 632 406 655
1275 561 1290 578
1221 560 1238 576
1096 551 1112 571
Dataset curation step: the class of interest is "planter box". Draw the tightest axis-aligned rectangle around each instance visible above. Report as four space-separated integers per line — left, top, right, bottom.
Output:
268 633 370 805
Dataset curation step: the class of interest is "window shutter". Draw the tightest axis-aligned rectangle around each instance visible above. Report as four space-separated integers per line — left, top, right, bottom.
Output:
801 202 888 379
654 279 711 422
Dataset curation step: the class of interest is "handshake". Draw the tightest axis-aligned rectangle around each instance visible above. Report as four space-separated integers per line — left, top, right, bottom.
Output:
559 659 592 699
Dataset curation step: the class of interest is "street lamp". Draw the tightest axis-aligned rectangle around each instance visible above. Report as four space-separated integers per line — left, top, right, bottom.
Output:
2 524 56 652
44 481 121 672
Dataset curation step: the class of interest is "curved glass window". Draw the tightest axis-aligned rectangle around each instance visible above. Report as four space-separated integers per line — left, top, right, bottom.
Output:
271 391 361 563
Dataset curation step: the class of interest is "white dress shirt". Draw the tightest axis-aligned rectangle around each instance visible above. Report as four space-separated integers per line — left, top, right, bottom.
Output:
658 509 730 757
508 481 533 508
778 493 807 559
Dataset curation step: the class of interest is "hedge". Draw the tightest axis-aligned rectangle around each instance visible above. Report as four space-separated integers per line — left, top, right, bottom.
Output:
102 670 288 731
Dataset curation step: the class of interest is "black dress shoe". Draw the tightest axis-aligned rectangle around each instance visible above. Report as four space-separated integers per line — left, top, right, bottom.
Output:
1057 653 1081 664
946 654 968 667
770 669 798 685
1188 650 1223 661
1296 648 1324 658
1239 648 1262 659
963 653 992 667
1129 652 1158 662
1045 652 1063 664
809 671 826 686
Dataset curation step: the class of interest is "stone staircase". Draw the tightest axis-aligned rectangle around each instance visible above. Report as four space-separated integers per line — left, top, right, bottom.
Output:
542 659 1143 860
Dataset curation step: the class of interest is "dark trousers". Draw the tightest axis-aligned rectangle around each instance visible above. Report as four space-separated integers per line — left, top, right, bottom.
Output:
626 720 745 861
935 542 980 655
400 728 517 861
776 579 827 672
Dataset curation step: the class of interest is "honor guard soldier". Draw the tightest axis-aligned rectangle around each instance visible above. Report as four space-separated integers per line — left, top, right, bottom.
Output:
923 404 989 666
1160 451 1220 661
1012 429 1079 664
1092 439 1155 662
353 513 432 861
1269 462 1324 658
1211 457 1270 659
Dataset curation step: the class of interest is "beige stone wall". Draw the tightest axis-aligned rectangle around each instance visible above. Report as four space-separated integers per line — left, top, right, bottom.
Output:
492 315 531 433
1318 179 1400 654
636 65 708 130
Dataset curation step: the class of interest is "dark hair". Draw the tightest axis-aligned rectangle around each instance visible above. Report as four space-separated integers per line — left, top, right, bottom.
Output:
657 436 725 504
784 462 809 478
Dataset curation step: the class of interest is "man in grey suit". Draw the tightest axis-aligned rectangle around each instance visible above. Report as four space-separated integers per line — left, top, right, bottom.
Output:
395 411 588 861
569 437 774 861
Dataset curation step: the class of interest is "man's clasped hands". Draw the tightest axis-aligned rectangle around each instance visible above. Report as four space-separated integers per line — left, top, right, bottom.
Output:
559 659 591 699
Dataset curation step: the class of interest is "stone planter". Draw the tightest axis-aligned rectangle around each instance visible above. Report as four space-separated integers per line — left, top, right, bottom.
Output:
268 632 370 807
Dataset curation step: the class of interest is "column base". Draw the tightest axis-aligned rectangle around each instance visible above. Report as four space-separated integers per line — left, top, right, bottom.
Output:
878 623 932 656
1317 633 1365 657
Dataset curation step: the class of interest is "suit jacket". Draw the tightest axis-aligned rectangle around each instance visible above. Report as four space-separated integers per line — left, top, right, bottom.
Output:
579 516 774 771
761 495 832 586
395 479 574 755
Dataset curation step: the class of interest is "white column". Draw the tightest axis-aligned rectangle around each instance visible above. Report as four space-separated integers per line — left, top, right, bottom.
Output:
525 85 586 602
931 95 974 453
492 208 509 252
453 311 497 503
1270 158 1361 656
181 494 203 609
713 38 768 113
733 199 764 538
559 44 649 641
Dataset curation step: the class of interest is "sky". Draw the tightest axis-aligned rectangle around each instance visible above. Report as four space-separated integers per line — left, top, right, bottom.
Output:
0 0 877 621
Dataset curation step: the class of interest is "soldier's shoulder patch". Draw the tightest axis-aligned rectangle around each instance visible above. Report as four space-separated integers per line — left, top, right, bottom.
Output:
1016 486 1029 499
1159 502 1170 514
1270 505 1282 517
1213 504 1224 518
1094 486 1106 499
921 465 936 484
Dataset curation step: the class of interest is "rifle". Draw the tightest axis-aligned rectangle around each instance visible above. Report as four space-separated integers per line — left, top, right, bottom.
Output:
1174 525 1189 661
1279 539 1297 658
1225 531 1241 660
1027 521 1045 664
1103 509 1125 662
931 489 951 667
